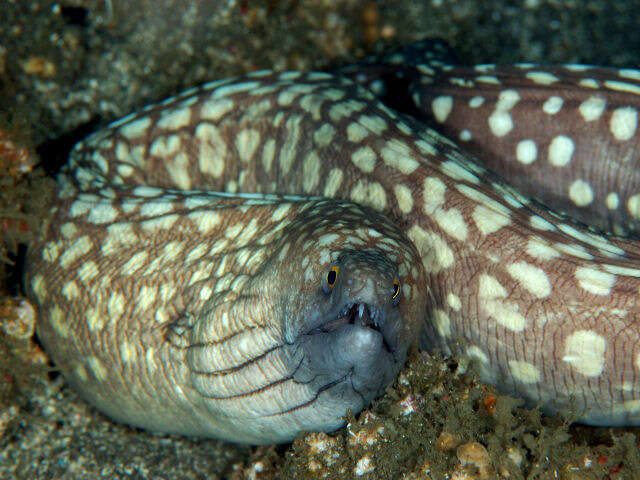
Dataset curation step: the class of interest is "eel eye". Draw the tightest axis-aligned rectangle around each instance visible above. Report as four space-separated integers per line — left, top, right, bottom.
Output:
323 265 340 294
392 276 401 306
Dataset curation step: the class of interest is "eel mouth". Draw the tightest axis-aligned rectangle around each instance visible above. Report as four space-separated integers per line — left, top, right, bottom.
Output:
307 302 392 353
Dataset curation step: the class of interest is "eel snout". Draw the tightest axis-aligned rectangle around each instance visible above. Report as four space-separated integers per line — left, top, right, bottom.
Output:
293 254 406 422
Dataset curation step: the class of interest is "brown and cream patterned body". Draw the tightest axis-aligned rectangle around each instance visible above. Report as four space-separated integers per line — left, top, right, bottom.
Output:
415 63 640 236
26 62 640 441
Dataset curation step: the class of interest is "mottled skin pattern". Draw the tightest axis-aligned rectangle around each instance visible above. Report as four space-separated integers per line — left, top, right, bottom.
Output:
28 186 426 444
25 60 640 442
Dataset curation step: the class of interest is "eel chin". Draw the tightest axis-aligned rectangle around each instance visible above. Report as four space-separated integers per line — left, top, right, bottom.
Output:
289 298 405 426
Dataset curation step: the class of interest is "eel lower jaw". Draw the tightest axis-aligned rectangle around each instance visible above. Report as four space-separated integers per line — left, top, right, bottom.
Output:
293 299 403 405
306 301 393 353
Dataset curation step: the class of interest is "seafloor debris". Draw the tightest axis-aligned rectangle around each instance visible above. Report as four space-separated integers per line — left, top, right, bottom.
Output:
276 350 639 479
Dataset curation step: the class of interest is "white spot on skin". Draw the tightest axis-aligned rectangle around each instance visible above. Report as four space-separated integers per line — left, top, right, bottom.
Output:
604 80 640 95
440 160 480 184
496 89 520 110
529 215 555 231
407 225 454 273
188 211 221 233
619 69 640 80
472 204 511 235
478 274 526 331
610 107 638 141
402 283 412 300
475 75 500 84
145 347 157 373
328 100 366 121
393 184 414 214
149 135 181 158
132 186 162 197
579 96 606 121
236 219 260 244
211 81 261 99
318 233 339 247
575 266 616 295
359 115 387 135
516 139 537 164
166 152 191 190
548 135 575 166
62 281 80 301
225 223 244 239
117 164 134 177
279 116 302 175
324 168 343 197
84 304 104 331
141 214 179 232
137 285 158 312
459 129 472 141
525 71 559 85
563 330 606 377
107 291 126 323
578 78 599 89
347 122 369 142
422 177 446 213
381 140 419 174
86 203 119 224
121 251 149 275
42 241 60 263
488 110 513 137
302 151 321 193
447 292 461 311
299 93 326 120
606 192 619 210
235 129 261 163
433 309 451 337
196 123 226 178
526 236 560 261
77 261 99 283
261 138 276 173
48 304 70 338
59 236 93 269
157 107 192 131
313 123 335 147
120 341 136 364
506 261 551 298
568 179 594 206
200 97 235 120
466 346 489 365
199 285 213 300
555 242 593 261
434 207 468 242
628 194 640 219
119 117 152 139
139 200 174 218
542 96 563 115
468 96 484 108
509 361 542 383
271 203 292 222
431 95 453 123
351 146 377 173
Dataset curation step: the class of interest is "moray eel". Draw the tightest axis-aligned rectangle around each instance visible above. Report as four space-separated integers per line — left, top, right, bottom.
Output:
27 182 427 444
25 53 640 443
